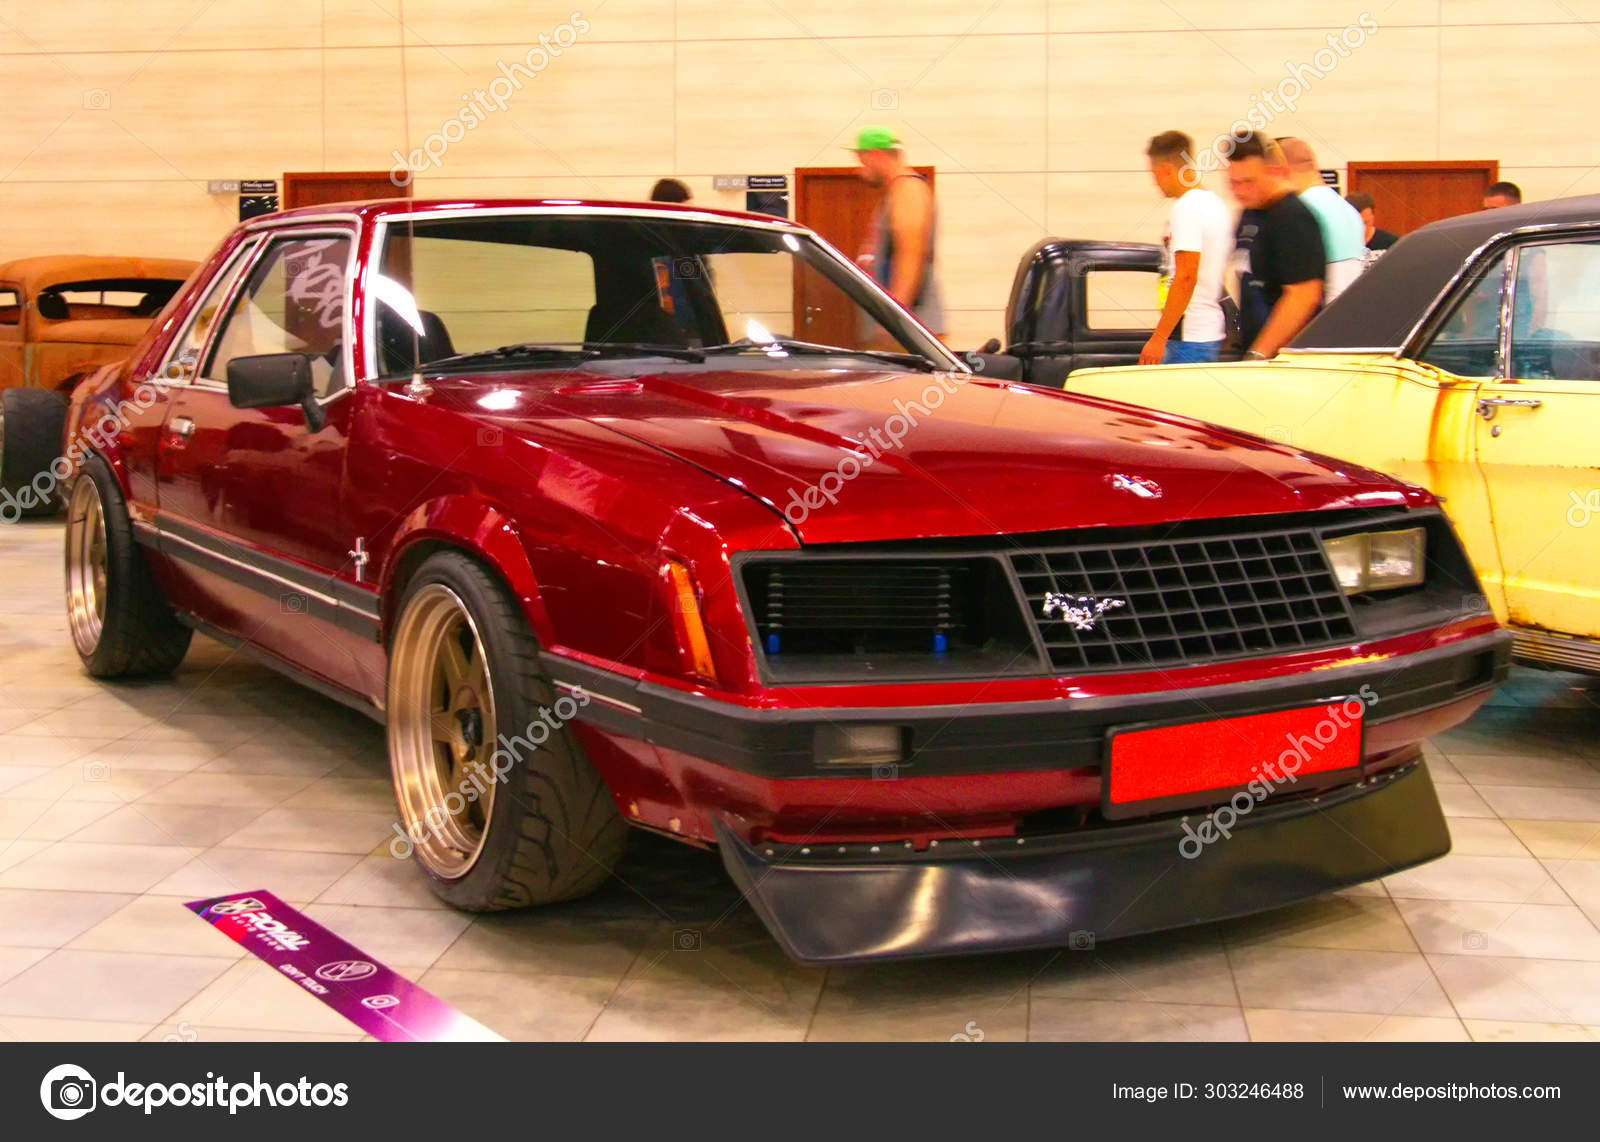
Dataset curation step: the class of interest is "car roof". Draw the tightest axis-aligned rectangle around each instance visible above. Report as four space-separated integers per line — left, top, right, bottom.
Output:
247 196 802 230
1290 193 1600 353
0 255 200 294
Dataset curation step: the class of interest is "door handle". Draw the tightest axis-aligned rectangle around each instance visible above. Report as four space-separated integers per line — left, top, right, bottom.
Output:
169 416 196 441
1476 397 1543 421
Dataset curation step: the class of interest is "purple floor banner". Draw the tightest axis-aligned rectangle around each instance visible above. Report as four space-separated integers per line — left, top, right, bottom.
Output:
186 890 504 1043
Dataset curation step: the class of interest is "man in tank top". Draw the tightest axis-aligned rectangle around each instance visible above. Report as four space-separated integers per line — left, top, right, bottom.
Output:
852 127 946 340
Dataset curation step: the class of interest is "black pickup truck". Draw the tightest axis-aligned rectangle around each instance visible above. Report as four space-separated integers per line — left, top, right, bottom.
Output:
969 238 1238 385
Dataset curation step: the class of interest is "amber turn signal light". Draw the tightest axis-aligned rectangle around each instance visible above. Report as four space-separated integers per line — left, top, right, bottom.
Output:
664 559 718 683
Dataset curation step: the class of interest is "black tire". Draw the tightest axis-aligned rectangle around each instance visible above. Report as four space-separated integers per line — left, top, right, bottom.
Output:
0 388 69 520
388 551 626 910
65 453 193 677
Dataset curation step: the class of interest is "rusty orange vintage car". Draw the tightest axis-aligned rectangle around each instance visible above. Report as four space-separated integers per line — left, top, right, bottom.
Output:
0 255 197 516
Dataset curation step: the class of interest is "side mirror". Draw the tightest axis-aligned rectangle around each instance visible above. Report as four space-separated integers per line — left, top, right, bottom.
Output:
226 353 326 432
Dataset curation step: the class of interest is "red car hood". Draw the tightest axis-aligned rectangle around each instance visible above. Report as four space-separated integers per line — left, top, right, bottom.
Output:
508 368 1412 544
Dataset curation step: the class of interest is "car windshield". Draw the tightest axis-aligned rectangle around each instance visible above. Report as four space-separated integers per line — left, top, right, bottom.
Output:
38 277 187 321
369 213 952 377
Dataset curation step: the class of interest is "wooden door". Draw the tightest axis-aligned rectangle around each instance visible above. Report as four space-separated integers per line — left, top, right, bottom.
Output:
1347 161 1499 236
794 165 934 348
282 171 412 210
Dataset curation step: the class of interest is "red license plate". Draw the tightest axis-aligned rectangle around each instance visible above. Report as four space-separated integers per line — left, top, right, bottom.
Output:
1104 700 1365 819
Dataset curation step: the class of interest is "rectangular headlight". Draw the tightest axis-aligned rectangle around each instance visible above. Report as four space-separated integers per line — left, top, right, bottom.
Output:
1322 527 1427 594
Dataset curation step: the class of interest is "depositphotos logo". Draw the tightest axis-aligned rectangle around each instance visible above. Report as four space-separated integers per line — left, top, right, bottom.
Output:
39 1063 350 1118
40 1064 96 1121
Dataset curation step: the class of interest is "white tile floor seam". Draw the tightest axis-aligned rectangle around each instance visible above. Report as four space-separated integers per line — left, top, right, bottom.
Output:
3 519 1600 1041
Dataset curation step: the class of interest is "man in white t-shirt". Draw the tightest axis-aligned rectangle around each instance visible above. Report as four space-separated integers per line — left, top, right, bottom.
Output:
1141 130 1236 364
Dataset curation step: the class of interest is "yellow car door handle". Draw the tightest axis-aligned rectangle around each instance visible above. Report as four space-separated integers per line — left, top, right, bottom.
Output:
1476 397 1543 421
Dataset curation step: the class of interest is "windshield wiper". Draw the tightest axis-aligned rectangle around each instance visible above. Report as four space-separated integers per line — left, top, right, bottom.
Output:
410 343 593 372
701 337 940 371
580 341 705 362
409 341 706 373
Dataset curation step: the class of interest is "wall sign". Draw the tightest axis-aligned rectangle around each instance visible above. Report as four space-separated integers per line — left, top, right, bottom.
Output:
1320 169 1341 191
239 178 280 221
714 174 789 193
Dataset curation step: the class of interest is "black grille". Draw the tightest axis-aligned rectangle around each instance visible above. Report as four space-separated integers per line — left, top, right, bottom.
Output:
1010 526 1357 672
747 561 967 655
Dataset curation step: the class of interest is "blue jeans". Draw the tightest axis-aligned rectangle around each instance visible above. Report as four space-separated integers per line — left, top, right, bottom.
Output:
1163 339 1224 364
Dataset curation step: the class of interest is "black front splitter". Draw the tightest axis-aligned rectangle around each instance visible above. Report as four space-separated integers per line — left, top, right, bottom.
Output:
716 762 1449 965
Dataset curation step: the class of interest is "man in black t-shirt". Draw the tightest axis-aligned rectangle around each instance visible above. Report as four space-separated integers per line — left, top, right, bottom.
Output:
1346 192 1398 251
1227 135 1324 357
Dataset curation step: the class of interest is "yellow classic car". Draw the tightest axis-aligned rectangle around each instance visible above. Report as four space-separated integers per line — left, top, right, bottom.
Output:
1063 195 1600 673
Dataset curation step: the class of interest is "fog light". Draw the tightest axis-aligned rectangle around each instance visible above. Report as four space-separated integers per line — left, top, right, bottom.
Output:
1322 527 1427 594
814 724 903 767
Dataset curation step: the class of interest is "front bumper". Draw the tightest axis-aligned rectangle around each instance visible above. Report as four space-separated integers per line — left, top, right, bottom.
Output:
550 628 1511 778
717 760 1450 964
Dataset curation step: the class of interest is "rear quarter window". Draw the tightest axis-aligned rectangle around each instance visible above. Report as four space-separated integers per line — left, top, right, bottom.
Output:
1085 268 1160 332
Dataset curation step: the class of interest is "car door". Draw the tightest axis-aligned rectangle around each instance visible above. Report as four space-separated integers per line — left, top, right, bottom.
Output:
155 226 381 694
1402 254 1509 618
1471 236 1600 643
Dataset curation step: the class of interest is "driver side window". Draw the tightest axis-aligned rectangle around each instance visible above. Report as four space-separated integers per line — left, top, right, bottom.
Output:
1508 241 1600 381
1417 260 1506 377
203 233 353 398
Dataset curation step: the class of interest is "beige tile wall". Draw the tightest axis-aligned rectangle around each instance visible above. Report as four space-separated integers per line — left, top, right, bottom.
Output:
0 1 1590 344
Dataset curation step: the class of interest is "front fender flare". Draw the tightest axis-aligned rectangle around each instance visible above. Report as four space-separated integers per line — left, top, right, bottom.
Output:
379 494 555 645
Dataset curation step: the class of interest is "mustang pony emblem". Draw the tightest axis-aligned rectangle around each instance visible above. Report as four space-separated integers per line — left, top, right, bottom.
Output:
1041 593 1126 630
1108 473 1162 499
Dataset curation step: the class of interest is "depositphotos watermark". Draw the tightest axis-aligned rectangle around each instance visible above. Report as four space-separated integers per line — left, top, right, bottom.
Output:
1178 684 1378 860
389 13 591 187
388 689 591 859
0 381 169 523
781 371 971 525
1180 14 1379 186
1567 488 1599 527
39 1063 348 1120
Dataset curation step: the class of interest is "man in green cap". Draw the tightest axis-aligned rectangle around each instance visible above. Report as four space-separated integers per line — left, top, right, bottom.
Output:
851 126 945 340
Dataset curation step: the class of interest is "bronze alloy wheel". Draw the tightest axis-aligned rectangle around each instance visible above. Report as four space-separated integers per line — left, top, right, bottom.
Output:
64 474 109 657
389 582 501 880
385 551 626 912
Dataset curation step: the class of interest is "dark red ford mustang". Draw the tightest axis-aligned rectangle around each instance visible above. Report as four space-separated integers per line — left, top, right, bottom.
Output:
61 198 1507 963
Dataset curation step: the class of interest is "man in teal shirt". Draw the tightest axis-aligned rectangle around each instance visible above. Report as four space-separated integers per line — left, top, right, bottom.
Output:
1280 138 1367 303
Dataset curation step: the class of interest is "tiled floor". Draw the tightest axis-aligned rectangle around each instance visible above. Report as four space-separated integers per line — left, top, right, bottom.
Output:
4 518 1600 1042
